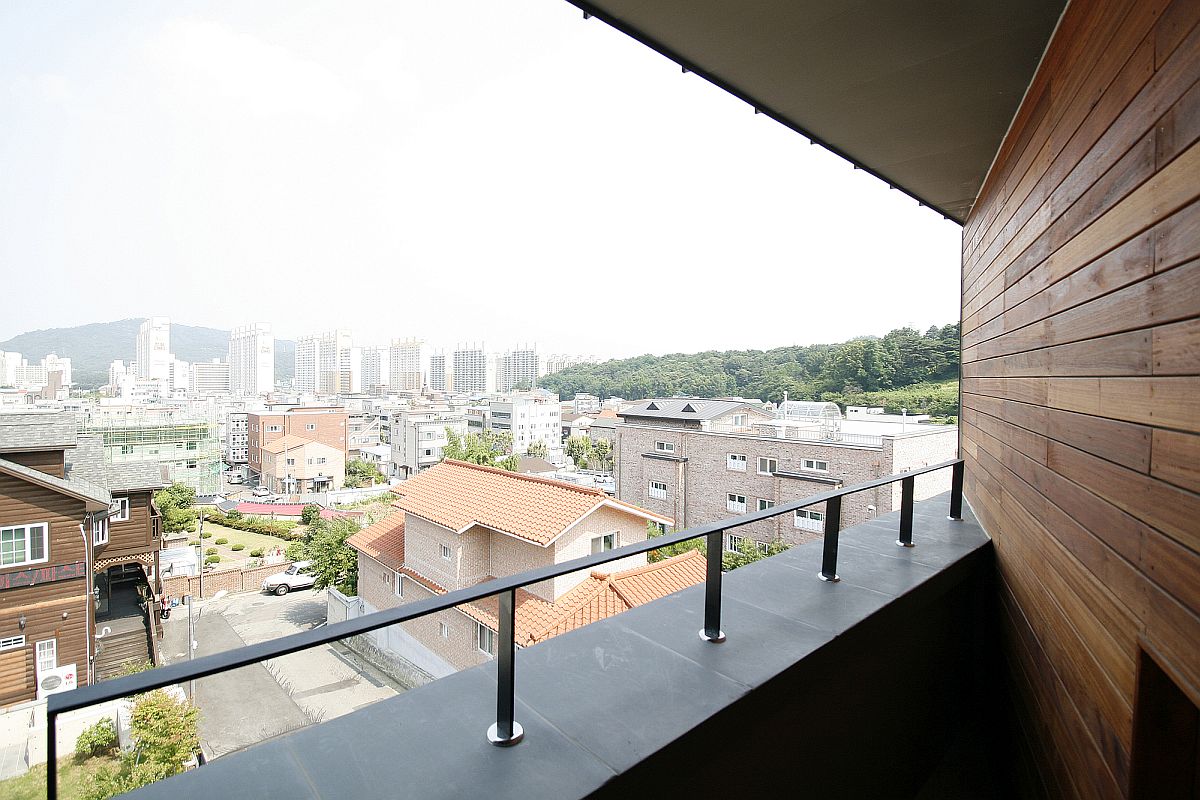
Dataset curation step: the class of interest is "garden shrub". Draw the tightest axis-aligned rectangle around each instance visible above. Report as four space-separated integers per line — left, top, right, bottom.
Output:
75 717 117 759
199 532 212 539
214 537 228 545
249 548 264 557
231 543 245 551
204 555 221 565
204 547 217 556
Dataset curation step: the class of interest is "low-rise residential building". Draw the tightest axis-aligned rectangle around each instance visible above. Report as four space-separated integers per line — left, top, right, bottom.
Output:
347 460 686 682
486 392 561 456
80 409 221 495
259 434 345 495
246 406 348 486
615 398 958 551
388 406 467 480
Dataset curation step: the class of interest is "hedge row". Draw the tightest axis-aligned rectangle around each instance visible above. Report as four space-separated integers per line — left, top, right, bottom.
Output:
203 510 303 541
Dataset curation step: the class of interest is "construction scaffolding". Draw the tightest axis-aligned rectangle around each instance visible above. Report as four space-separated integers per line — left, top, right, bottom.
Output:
80 416 221 494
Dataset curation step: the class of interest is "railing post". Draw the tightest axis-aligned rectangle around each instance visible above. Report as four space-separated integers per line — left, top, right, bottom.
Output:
47 710 57 800
897 475 915 547
949 460 964 521
699 530 726 642
818 496 842 582
486 589 523 746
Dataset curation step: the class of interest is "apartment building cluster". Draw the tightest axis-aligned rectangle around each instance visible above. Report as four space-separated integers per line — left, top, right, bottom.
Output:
0 352 72 401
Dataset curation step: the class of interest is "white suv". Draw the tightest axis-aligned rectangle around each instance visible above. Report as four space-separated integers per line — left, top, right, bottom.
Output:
262 561 315 595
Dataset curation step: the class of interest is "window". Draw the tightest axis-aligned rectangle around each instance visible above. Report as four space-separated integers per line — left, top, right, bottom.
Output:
186 441 197 451
439 622 448 639
306 423 316 431
590 532 617 554
266 425 282 433
92 517 108 546
648 481 667 500
758 499 775 512
794 509 825 532
477 624 496 656
1 523 48 567
111 498 130 522
0 635 24 651
727 453 747 472
395 573 404 598
35 639 56 674
440 544 452 561
727 494 747 513
803 459 830 473
306 458 314 465
725 533 744 552
317 457 326 465
286 458 295 466
757 457 778 475
654 441 676 454
186 460 197 469
119 445 133 456
731 414 747 427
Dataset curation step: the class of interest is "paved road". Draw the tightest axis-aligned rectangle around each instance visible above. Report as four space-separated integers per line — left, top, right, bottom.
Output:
161 588 399 759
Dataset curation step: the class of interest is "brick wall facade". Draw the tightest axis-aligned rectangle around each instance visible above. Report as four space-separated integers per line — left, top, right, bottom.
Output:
161 561 294 599
616 422 958 548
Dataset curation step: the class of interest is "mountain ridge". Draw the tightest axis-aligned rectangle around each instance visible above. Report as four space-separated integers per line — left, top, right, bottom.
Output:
0 319 295 388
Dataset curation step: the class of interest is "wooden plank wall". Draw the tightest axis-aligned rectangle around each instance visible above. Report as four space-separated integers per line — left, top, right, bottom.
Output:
960 0 1200 797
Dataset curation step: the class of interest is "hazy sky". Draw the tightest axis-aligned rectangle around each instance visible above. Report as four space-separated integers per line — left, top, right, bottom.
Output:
0 1 962 359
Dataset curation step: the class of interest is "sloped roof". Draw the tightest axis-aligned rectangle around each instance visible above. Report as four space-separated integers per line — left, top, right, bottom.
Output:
0 412 77 452
0 455 110 510
515 456 558 474
261 434 325 454
618 398 767 422
346 510 406 571
64 434 107 486
390 460 669 546
105 461 168 493
235 502 307 515
463 550 707 645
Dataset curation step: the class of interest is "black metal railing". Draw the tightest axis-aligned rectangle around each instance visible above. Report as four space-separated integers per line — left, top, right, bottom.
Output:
45 458 965 798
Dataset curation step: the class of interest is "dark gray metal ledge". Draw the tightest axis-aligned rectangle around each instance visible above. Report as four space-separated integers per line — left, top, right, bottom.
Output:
130 494 990 800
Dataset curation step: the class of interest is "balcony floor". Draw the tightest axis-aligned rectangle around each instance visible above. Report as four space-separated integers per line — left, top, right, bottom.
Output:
129 494 991 800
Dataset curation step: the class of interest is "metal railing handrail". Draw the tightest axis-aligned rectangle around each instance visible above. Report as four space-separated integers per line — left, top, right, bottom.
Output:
47 457 965 796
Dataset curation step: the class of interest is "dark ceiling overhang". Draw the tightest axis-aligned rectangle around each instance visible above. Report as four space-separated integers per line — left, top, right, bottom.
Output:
564 1 1067 223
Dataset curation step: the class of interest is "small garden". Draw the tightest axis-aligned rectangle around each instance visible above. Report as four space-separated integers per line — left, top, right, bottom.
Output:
0 689 199 800
189 521 294 569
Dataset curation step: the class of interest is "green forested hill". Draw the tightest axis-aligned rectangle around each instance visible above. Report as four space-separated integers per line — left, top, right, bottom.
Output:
540 324 960 414
0 319 295 388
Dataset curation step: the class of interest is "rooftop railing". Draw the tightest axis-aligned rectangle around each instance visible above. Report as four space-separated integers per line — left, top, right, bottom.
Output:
45 457 965 799
703 421 886 447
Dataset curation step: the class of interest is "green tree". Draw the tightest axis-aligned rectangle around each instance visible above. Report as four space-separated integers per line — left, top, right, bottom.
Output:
291 517 361 594
153 482 198 534
301 504 322 525
647 521 706 563
83 690 199 800
589 437 613 471
442 429 518 471
721 537 788 570
343 459 386 489
565 436 593 469
525 439 548 459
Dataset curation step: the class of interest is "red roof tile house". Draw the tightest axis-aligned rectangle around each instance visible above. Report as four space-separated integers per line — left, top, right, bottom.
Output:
346 460 695 681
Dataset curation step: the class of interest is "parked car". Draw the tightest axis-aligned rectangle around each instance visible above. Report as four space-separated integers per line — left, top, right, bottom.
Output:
262 561 315 596
251 486 271 497
226 474 244 485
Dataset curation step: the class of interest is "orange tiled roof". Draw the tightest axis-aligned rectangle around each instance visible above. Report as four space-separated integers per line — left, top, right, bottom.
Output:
461 550 707 646
346 509 406 571
261 433 320 454
390 460 670 545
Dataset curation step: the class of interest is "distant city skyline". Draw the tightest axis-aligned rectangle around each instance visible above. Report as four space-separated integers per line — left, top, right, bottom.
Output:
0 2 961 357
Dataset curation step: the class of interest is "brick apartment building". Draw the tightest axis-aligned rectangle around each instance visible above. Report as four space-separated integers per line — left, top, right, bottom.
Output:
246 406 349 486
615 399 958 551
347 460 696 682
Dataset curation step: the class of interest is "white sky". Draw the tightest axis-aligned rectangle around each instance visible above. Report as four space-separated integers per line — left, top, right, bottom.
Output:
0 1 963 359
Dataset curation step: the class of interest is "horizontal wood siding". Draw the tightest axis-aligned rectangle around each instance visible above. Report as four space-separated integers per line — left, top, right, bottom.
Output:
3 449 65 478
100 490 156 561
962 0 1200 797
0 473 92 704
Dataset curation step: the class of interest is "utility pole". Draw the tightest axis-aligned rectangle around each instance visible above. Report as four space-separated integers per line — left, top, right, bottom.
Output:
186 594 195 699
197 509 204 599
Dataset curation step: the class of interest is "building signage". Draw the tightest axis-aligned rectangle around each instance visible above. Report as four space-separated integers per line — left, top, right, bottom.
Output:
37 664 78 700
0 561 87 590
